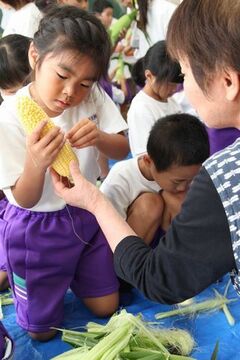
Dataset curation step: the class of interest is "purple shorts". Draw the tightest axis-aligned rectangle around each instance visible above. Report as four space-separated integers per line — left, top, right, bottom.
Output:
0 198 7 272
0 203 119 333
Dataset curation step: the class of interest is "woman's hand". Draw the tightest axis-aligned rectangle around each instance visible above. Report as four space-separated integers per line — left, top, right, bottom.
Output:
66 118 100 149
26 120 64 172
51 161 102 213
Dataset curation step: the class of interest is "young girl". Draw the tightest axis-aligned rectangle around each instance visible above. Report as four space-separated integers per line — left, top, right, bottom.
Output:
0 34 31 292
128 40 183 157
0 5 129 341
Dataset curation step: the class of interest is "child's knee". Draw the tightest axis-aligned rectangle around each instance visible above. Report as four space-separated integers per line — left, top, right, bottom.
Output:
0 271 9 291
128 192 164 219
28 329 57 342
83 292 119 317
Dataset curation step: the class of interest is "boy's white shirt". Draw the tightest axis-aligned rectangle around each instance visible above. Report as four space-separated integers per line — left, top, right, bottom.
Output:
0 84 128 211
100 157 160 219
2 2 42 38
127 90 182 157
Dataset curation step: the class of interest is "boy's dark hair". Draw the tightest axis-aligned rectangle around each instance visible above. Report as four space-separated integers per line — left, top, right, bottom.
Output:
131 40 183 87
0 34 31 90
92 0 113 13
147 113 210 171
167 0 240 92
34 0 56 14
33 5 111 80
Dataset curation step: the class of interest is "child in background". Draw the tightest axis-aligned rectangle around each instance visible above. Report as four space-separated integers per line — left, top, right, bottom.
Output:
0 34 31 99
92 0 114 29
136 0 176 58
92 0 128 181
2 0 41 37
128 40 183 157
0 34 31 292
101 114 210 244
0 6 129 341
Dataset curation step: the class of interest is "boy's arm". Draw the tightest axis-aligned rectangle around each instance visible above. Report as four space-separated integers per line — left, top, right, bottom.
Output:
161 191 186 230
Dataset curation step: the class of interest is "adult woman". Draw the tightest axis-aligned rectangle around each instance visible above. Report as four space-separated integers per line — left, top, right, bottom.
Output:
51 0 240 304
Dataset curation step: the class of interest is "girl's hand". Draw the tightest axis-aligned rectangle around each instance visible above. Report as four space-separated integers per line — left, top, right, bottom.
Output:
66 118 100 149
51 161 102 213
26 120 65 172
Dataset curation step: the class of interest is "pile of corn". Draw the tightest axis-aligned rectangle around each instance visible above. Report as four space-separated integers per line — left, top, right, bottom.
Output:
52 309 195 359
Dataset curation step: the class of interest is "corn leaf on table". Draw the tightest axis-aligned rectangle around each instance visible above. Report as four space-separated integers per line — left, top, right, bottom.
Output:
2 275 240 359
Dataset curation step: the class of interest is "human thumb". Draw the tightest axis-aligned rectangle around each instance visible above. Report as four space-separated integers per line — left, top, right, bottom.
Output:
69 160 82 181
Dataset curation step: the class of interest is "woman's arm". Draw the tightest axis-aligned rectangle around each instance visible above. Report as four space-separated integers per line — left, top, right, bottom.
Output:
51 161 136 251
51 162 235 303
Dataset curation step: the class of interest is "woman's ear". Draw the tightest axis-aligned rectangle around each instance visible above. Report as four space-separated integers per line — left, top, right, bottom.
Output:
223 68 240 101
28 42 39 70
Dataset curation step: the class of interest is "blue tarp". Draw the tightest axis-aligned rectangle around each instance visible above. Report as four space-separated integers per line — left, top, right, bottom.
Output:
2 275 240 359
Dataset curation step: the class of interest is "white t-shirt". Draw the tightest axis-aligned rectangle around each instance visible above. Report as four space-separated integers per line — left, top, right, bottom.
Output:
127 90 182 157
173 90 198 117
0 84 128 212
100 157 160 219
136 0 177 58
2 3 42 38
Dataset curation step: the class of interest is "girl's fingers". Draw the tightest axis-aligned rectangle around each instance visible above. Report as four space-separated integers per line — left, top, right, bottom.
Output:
66 118 89 139
44 132 65 155
28 120 48 144
38 127 63 148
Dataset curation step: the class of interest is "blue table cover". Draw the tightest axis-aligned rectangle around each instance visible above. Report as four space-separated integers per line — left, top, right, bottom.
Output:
1 275 240 360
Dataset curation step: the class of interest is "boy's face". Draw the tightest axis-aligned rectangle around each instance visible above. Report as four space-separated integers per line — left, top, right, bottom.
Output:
150 162 201 194
100 7 113 29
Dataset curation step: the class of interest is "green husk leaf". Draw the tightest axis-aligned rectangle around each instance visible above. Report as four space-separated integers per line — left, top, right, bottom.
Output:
210 340 219 360
52 310 195 359
155 291 237 324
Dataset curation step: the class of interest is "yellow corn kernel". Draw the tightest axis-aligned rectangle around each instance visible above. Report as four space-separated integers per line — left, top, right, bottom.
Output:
16 96 78 179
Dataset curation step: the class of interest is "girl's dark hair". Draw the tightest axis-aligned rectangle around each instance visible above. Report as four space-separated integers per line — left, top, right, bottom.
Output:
92 0 113 13
131 40 183 87
147 113 210 171
137 0 149 32
0 34 31 89
1 0 32 10
34 0 56 14
33 5 111 80
167 0 240 92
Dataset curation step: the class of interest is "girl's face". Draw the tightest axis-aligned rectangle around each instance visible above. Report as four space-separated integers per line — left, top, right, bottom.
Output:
30 49 98 117
179 58 240 128
145 72 178 101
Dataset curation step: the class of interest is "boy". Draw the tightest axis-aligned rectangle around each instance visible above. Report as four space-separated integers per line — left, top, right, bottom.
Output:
92 0 114 29
100 113 210 244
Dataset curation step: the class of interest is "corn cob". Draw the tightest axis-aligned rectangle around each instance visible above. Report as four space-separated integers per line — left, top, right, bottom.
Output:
115 54 125 84
16 96 78 179
109 9 137 47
